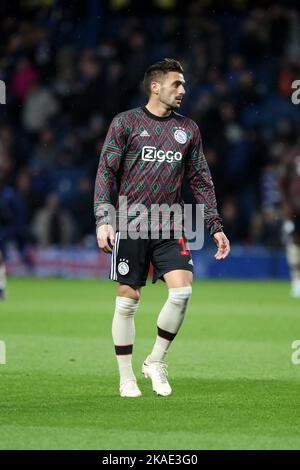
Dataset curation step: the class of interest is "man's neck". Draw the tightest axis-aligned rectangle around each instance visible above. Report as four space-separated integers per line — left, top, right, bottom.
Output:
145 101 172 118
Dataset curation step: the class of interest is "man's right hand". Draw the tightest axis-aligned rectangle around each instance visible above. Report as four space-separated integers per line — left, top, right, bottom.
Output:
96 224 115 253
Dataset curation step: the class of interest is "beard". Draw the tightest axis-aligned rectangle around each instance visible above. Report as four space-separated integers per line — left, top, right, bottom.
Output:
159 91 180 110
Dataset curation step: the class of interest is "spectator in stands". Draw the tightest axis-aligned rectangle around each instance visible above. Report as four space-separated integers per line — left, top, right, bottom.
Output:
32 193 74 247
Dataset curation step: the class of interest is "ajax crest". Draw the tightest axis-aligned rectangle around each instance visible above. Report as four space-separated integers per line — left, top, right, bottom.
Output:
118 260 129 275
174 129 187 144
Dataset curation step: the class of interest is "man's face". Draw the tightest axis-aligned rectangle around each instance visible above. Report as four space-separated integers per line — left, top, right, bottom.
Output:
154 71 186 109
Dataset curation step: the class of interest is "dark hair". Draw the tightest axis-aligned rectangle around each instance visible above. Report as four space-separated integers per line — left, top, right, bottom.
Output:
143 58 184 96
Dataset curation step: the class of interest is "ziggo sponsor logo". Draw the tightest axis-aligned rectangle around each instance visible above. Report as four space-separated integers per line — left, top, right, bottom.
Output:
142 146 182 163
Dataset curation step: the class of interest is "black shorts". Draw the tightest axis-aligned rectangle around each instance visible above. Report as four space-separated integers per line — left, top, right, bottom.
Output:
109 232 193 286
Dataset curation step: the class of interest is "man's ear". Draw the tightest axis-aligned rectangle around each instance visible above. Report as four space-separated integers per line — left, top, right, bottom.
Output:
151 81 160 95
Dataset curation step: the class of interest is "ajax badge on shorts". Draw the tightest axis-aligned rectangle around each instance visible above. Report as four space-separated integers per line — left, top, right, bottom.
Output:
117 259 130 275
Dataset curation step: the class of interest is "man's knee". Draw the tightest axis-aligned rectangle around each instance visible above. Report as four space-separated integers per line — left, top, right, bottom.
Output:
287 243 300 266
117 283 141 301
163 269 193 289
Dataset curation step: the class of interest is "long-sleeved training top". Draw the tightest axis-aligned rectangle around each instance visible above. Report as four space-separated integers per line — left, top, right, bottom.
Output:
94 106 223 235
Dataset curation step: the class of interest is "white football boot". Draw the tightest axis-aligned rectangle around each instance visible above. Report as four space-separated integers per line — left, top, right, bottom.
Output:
119 379 142 398
142 356 172 396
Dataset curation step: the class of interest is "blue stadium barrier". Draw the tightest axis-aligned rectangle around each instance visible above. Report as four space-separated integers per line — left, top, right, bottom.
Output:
6 245 290 280
192 246 290 279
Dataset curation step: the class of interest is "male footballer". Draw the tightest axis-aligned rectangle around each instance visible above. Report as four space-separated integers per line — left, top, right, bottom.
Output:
280 144 300 297
94 59 230 397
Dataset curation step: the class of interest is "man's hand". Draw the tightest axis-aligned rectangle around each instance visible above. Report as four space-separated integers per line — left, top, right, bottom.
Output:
96 224 115 254
213 231 230 260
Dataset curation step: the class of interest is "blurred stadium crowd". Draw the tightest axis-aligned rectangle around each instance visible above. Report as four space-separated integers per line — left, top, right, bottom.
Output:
1 0 300 255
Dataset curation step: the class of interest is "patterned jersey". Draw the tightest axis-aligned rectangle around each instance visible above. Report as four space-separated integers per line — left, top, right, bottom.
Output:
94 106 223 235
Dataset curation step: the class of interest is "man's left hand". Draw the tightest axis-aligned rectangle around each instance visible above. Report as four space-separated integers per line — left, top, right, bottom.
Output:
213 232 230 260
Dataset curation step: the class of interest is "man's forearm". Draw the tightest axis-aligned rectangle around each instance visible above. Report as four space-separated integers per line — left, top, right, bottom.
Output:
94 201 116 229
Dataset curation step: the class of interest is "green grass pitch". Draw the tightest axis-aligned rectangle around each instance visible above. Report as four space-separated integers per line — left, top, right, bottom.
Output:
1 277 300 450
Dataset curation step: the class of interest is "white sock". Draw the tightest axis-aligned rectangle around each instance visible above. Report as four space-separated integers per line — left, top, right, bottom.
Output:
287 243 300 284
148 286 192 363
112 296 139 384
